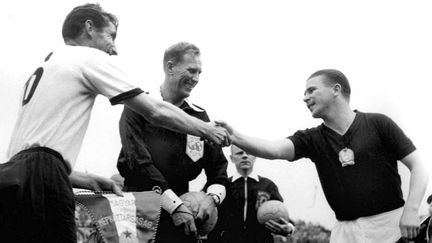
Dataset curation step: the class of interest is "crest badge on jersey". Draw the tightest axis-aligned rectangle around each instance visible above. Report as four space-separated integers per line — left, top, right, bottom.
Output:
186 135 204 162
338 147 355 167
255 191 271 210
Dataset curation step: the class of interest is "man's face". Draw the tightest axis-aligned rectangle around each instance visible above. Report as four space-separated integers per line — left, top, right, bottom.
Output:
303 75 335 118
90 21 117 55
169 51 202 99
230 146 256 174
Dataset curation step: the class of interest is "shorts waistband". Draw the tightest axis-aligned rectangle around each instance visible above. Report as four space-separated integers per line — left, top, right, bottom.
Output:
15 147 72 174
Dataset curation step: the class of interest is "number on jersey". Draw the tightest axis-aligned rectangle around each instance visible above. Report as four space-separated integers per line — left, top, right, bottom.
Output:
22 67 43 106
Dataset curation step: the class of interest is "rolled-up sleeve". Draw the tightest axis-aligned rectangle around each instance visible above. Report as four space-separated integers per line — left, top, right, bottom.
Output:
204 146 229 202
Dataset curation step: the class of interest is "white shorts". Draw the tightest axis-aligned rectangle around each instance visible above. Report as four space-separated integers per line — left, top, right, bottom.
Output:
330 207 403 243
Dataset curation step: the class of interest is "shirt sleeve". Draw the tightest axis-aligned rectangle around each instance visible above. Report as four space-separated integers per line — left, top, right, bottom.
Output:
117 107 171 191
206 184 226 203
267 180 283 202
82 54 143 104
287 128 314 161
375 113 416 159
161 189 183 214
203 146 229 198
194 111 229 202
118 107 187 214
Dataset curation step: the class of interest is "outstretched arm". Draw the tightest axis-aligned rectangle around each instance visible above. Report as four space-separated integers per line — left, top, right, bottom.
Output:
399 150 429 239
123 93 229 146
216 120 295 161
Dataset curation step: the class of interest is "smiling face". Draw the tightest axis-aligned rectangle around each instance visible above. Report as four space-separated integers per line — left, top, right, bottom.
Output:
168 51 202 99
303 75 336 118
230 145 256 176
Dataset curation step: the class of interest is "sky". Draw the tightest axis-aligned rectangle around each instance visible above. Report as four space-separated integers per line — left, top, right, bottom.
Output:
1 0 432 229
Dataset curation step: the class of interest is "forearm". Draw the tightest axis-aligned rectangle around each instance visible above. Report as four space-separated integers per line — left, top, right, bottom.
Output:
404 163 429 211
149 102 209 137
232 131 292 160
69 171 94 189
70 171 123 196
204 149 228 201
124 94 209 138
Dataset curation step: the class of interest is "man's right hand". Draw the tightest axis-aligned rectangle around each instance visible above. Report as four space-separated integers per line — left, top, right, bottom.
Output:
214 120 235 142
70 171 123 196
171 204 198 237
203 122 231 147
215 120 234 134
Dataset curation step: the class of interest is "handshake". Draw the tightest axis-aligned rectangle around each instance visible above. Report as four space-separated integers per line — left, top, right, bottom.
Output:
202 120 234 147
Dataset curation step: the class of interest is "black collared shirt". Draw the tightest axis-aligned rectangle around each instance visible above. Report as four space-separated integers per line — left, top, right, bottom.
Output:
117 100 228 195
289 111 416 220
208 175 283 243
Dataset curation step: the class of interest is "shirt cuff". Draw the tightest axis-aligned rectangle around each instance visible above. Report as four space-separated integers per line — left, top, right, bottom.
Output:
161 189 183 214
206 184 226 203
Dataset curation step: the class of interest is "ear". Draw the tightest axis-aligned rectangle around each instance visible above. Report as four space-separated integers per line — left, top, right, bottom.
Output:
165 61 175 75
84 20 95 37
333 83 342 96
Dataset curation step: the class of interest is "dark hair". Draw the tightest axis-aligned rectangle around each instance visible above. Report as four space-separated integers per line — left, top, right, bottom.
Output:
308 69 351 99
62 3 118 41
163 42 200 70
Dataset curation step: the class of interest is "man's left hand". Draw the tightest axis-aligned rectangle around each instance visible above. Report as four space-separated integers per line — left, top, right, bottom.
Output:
400 208 420 240
90 174 123 196
196 195 217 222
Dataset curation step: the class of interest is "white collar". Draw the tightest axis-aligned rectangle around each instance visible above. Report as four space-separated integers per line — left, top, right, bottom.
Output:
232 170 259 182
183 99 205 112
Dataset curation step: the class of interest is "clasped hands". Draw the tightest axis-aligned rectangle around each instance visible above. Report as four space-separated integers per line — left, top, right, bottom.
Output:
204 120 234 147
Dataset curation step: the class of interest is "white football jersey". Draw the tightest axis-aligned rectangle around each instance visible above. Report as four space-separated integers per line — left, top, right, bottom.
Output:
7 45 142 168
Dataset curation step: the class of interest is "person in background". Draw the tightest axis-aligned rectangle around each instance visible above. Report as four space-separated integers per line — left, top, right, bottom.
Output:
208 145 294 243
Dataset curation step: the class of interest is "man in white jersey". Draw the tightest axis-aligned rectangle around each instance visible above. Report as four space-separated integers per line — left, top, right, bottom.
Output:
0 3 229 243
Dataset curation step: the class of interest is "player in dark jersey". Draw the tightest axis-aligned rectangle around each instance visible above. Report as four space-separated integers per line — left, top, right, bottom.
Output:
217 69 428 242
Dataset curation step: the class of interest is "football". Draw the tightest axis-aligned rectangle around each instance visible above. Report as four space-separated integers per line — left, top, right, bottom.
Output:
257 200 289 224
179 191 218 235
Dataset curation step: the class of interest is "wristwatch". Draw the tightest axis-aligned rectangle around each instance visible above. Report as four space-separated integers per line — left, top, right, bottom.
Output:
207 193 221 206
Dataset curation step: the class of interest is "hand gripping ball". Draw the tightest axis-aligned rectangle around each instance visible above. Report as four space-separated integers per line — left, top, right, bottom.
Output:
257 200 289 224
179 191 218 235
